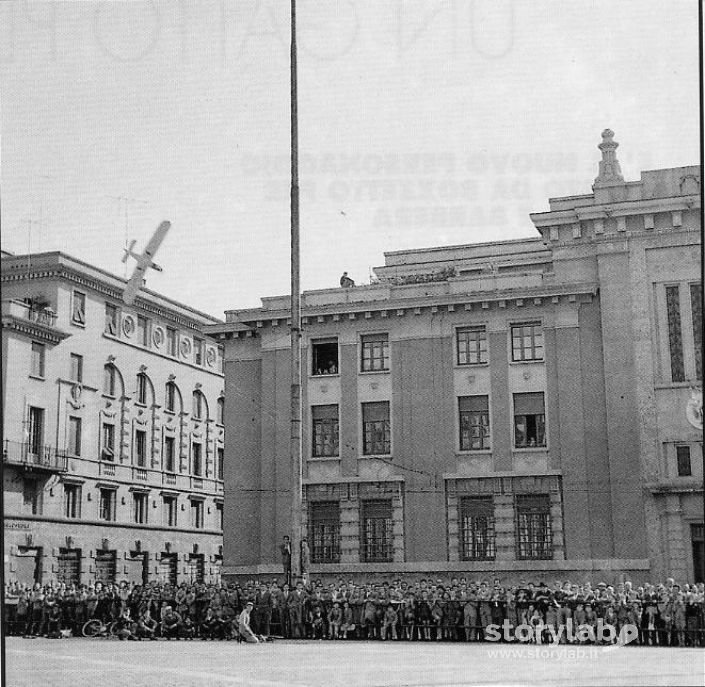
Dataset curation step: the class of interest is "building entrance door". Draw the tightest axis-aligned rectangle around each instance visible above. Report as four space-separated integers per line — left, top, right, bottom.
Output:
157 553 177 585
16 547 42 585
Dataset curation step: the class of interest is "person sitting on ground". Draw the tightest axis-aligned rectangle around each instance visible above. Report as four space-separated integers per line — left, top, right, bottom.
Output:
238 601 259 643
161 605 182 640
136 609 157 640
328 602 342 639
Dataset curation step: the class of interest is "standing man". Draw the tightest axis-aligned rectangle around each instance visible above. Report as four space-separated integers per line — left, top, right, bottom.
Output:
280 536 292 588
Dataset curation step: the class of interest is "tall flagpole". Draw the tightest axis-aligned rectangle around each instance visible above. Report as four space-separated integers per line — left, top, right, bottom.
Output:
289 0 303 581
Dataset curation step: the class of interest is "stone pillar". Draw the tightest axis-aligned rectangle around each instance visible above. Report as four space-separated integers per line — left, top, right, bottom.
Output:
494 494 515 562
339 485 359 564
392 485 405 563
664 495 688 581
550 489 566 560
447 483 459 562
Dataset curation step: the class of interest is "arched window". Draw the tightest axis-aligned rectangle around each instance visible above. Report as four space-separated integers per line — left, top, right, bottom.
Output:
192 390 208 420
217 397 224 425
104 364 116 397
136 372 153 406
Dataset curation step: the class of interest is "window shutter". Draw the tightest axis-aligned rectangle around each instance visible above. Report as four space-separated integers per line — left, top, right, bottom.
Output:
458 395 488 412
514 392 544 415
363 402 389 422
312 404 338 420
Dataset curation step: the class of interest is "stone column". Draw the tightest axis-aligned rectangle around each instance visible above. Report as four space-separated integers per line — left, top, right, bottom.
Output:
494 493 515 562
339 485 359 564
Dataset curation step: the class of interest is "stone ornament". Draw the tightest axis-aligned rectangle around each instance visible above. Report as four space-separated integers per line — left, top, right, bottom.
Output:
205 347 216 367
180 337 192 359
153 326 165 348
122 314 135 337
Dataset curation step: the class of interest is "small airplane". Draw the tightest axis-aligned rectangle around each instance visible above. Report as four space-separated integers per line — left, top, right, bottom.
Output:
121 220 171 305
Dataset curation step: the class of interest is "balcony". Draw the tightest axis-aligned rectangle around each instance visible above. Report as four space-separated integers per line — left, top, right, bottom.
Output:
1 299 70 345
3 440 68 473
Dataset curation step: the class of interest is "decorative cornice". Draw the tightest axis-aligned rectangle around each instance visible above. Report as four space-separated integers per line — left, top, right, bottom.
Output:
1 314 72 345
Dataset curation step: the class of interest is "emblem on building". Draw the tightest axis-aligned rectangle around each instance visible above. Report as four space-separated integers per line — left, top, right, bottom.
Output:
205 347 216 367
180 336 192 358
686 387 703 429
122 314 135 337
153 326 165 348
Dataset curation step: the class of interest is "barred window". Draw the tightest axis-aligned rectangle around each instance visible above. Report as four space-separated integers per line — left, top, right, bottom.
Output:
361 500 393 562
516 494 553 560
690 283 702 380
95 550 116 584
457 326 488 365
511 322 543 362
459 395 490 450
459 497 495 560
312 404 339 457
362 401 391 455
309 501 340 563
57 548 81 585
513 392 546 448
361 334 390 372
666 285 685 382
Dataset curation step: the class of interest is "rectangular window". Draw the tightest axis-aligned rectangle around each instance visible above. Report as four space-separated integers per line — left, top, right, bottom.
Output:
72 291 86 325
166 327 177 356
163 495 177 527
666 285 685 382
64 484 81 519
103 365 116 396
95 550 116 584
192 391 203 419
99 488 116 521
511 322 544 362
28 407 44 455
57 549 81 586
192 442 202 476
309 501 341 563
136 316 149 347
70 353 83 383
31 342 45 378
165 383 176 412
361 334 390 372
216 447 224 481
690 283 702 381
516 494 553 560
133 492 148 524
457 326 488 365
459 395 490 451
216 502 224 530
136 374 148 405
361 500 393 563
676 445 692 477
217 397 224 425
312 404 339 457
190 500 204 529
102 423 115 461
164 436 176 472
23 479 42 515
362 401 391 455
194 338 204 366
68 416 82 457
105 303 118 336
513 392 546 448
459 497 495 560
135 429 147 467
312 338 338 376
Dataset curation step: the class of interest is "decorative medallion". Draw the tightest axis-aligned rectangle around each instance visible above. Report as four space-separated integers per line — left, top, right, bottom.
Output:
205 347 216 367
180 337 192 358
122 314 135 337
153 326 165 349
686 387 703 430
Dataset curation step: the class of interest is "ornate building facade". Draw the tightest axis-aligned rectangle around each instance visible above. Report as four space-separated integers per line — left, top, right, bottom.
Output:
212 131 702 584
2 251 226 586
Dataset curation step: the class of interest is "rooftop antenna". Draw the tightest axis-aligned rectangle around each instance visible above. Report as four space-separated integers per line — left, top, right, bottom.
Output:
105 195 149 277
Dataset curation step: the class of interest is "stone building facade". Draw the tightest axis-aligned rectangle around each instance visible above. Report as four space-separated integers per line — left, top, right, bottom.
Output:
2 251 226 587
211 131 702 584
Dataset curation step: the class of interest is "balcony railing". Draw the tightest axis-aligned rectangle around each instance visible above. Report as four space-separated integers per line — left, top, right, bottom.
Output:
2 300 58 327
3 440 68 472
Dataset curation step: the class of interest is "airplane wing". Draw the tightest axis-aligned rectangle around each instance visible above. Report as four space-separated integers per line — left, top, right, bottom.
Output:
143 220 171 259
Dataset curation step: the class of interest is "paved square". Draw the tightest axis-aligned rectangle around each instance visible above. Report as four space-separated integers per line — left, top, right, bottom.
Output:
5 638 704 687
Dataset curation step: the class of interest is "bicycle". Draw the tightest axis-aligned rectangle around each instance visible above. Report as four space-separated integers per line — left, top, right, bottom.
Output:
82 618 120 638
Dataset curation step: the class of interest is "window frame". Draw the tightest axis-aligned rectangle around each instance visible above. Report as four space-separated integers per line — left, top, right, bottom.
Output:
136 373 149 405
360 333 390 373
458 395 491 451
30 341 46 378
104 302 119 336
312 404 340 458
136 315 149 347
456 325 488 366
192 442 203 476
515 494 553 560
166 327 178 357
510 321 544 363
311 338 339 376
68 416 82 457
64 483 82 519
133 492 148 524
101 422 115 461
308 501 341 564
459 496 496 561
70 353 84 383
134 429 147 467
676 445 692 477
72 291 86 326
361 401 391 456
163 435 176 473
360 499 393 563
98 488 117 522
163 495 177 527
190 499 204 529
513 392 547 449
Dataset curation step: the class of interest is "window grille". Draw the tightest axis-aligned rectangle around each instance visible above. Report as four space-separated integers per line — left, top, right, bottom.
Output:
666 285 685 382
361 500 393 562
690 283 702 380
361 334 390 371
309 501 340 563
187 554 205 583
459 396 490 450
516 494 553 560
457 326 488 365
312 405 339 457
95 550 116 584
362 402 391 455
57 548 81 585
459 497 495 560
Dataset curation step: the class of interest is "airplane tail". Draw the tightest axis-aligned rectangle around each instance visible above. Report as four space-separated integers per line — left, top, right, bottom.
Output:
122 239 137 263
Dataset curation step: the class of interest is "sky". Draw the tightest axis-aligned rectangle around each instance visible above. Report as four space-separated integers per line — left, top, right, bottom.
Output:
1 0 700 319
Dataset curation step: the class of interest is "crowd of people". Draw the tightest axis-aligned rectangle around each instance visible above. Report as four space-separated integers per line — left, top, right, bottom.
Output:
4 576 704 646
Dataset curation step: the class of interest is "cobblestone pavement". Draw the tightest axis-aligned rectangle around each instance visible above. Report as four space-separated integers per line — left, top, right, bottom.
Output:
5 638 704 687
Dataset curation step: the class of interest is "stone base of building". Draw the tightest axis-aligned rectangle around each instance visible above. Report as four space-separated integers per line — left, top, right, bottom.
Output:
222 558 652 586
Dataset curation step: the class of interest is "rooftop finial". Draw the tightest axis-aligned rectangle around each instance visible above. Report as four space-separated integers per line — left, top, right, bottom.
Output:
594 128 624 186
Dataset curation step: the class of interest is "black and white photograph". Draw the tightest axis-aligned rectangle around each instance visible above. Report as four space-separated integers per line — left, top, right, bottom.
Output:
1 2 702 686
